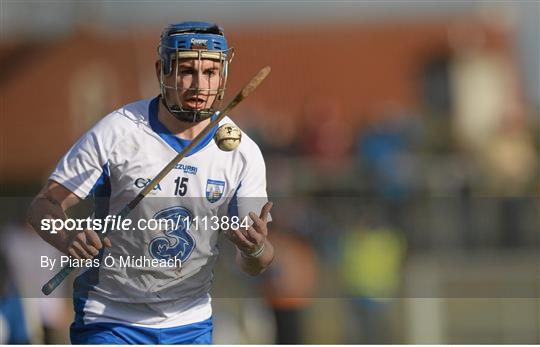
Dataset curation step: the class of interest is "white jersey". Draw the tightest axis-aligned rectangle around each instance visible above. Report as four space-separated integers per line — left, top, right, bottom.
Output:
50 97 269 328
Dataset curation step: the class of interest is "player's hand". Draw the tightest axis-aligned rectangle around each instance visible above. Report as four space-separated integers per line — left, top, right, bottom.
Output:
64 229 112 260
224 201 272 256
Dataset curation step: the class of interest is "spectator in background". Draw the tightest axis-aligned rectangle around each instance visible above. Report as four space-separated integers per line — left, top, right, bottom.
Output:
0 220 70 343
356 115 420 201
479 118 539 247
298 102 354 173
340 205 407 343
261 223 318 344
0 248 31 344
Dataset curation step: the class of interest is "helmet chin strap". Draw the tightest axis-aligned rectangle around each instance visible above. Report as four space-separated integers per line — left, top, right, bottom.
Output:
160 95 214 123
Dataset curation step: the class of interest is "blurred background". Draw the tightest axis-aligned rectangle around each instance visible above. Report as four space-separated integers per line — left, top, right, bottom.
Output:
0 0 539 344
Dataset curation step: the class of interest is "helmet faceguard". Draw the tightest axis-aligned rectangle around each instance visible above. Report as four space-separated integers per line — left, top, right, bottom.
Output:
158 21 234 122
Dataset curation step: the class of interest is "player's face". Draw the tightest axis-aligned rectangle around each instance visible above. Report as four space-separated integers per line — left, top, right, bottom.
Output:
164 58 222 110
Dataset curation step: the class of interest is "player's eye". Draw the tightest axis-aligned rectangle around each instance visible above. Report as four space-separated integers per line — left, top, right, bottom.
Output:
204 69 217 77
179 68 195 75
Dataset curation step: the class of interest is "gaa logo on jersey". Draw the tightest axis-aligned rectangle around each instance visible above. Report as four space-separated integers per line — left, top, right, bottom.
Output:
148 207 195 263
134 178 162 190
206 179 225 203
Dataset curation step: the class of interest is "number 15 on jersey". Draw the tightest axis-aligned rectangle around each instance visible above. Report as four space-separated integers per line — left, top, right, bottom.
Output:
174 177 189 196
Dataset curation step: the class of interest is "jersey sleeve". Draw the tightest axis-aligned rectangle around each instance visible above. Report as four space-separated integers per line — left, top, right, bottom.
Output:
228 144 272 222
49 116 115 199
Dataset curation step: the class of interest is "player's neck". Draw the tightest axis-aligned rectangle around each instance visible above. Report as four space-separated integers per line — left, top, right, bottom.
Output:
157 102 211 140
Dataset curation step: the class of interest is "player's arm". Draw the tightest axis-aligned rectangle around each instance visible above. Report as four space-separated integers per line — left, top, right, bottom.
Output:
226 201 274 275
27 180 111 259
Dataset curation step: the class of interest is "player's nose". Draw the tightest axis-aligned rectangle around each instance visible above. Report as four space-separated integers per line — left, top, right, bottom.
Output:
190 71 209 90
188 70 201 86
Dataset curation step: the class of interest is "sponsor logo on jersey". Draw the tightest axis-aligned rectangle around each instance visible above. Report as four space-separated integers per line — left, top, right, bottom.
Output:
206 179 225 203
149 206 195 263
174 163 198 175
190 38 208 49
134 178 162 190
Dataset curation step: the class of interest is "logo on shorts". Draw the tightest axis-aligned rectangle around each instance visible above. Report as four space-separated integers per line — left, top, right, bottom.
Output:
206 179 225 203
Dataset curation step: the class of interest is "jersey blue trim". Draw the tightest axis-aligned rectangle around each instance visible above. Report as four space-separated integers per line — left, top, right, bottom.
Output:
89 161 111 219
148 97 218 156
74 162 111 326
227 182 241 217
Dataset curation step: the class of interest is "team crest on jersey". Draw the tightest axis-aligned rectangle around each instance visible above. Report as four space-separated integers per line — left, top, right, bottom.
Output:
148 207 195 263
206 179 225 203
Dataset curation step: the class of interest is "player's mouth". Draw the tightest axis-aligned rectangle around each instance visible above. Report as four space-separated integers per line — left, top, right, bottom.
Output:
184 97 207 109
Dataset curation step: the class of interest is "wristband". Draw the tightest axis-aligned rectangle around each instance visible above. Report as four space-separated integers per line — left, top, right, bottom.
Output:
241 243 266 259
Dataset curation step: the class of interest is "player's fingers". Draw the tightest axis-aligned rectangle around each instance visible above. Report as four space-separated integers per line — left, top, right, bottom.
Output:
75 231 99 256
84 229 103 250
68 247 81 260
103 237 112 248
231 229 256 249
245 226 265 244
72 241 92 259
224 227 256 250
86 245 99 257
259 201 273 222
222 227 237 242
248 212 267 237
249 212 262 228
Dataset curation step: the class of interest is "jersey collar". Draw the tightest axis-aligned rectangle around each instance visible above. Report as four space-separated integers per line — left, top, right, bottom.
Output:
148 97 218 156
